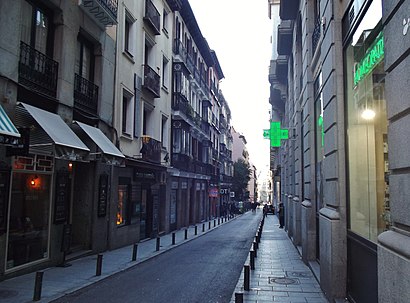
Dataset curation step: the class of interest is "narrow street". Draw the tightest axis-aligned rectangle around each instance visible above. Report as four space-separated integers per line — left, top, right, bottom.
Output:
52 212 261 303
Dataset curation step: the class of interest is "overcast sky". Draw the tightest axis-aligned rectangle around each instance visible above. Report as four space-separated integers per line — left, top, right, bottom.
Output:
189 0 272 175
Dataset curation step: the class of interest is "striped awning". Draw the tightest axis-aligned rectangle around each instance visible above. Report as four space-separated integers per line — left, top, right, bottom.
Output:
0 104 20 138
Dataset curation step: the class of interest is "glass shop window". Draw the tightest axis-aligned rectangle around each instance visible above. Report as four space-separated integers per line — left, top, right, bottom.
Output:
7 172 51 269
344 0 388 242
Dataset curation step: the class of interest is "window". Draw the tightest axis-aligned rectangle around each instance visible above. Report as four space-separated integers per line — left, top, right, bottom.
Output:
143 103 153 136
162 9 169 35
162 56 169 89
124 9 136 57
122 89 133 135
161 115 168 148
75 36 94 81
117 178 133 226
7 172 51 269
20 0 51 55
345 0 387 242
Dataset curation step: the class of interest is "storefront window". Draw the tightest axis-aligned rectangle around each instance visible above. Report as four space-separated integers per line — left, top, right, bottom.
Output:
345 0 388 242
7 172 51 269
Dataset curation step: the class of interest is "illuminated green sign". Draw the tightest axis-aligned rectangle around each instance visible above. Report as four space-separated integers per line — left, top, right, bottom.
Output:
354 32 384 86
317 115 324 146
263 121 289 147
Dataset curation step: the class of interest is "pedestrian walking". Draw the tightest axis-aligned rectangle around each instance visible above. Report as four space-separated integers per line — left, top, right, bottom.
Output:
278 202 284 228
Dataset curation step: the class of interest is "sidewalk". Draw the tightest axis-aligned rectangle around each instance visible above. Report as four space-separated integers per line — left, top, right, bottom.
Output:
0 216 235 303
230 214 328 303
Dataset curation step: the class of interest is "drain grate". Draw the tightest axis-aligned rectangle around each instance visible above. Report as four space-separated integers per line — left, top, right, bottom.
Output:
268 277 300 285
0 289 18 299
286 271 313 278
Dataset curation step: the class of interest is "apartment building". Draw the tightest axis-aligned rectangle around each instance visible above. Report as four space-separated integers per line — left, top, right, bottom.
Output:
269 0 410 302
0 0 121 279
170 0 232 228
111 0 178 247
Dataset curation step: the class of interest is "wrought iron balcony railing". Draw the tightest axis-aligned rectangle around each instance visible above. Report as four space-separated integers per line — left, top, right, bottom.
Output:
18 41 58 98
74 73 99 116
144 0 160 35
140 136 161 163
142 65 160 98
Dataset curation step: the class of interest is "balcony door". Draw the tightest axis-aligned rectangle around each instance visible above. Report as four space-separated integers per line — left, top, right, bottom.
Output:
20 0 51 55
75 36 94 82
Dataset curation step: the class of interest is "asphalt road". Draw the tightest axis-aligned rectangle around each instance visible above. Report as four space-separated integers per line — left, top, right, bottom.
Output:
52 211 261 303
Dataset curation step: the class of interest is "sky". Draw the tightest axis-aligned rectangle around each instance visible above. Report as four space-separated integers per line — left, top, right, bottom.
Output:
189 0 273 175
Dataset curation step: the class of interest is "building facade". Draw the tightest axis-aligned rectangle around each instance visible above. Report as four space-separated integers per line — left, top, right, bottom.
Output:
269 0 410 302
0 0 122 279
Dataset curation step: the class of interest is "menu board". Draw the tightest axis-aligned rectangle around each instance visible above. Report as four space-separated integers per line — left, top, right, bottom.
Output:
54 169 69 224
97 173 108 217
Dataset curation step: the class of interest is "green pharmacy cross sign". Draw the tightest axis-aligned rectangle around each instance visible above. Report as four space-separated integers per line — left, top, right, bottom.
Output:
263 122 289 147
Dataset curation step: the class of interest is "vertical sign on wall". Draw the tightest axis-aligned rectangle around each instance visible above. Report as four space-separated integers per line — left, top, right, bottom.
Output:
97 173 108 217
54 169 69 224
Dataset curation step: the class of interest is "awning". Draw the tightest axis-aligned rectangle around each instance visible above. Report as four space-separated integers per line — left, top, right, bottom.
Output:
0 104 20 146
72 121 124 165
15 103 90 161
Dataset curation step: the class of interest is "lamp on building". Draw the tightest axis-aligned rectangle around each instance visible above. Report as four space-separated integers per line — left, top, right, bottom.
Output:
361 108 376 120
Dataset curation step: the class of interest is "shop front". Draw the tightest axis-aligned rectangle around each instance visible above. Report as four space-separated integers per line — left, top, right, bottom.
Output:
3 103 90 276
343 0 386 301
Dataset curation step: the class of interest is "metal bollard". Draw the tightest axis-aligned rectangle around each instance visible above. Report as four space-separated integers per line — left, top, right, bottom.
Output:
33 271 44 301
218 218 220 225
156 236 160 251
244 265 250 291
250 250 255 270
235 292 244 303
208 221 211 229
195 225 198 235
172 232 176 245
132 243 138 261
214 219 216 227
202 223 205 232
96 254 103 276
184 229 188 240
253 242 258 258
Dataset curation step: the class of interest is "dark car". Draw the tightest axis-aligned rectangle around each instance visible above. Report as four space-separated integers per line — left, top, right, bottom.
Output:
266 204 275 215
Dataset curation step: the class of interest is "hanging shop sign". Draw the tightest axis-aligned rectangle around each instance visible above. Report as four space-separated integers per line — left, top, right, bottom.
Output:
54 169 70 224
263 121 289 147
97 173 108 217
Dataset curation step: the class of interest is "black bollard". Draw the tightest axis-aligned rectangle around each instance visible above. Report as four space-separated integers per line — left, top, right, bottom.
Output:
218 218 220 225
33 271 43 301
202 223 205 232
214 219 216 227
195 225 198 235
208 221 211 229
156 236 160 251
96 254 103 276
132 243 138 261
184 229 188 240
253 242 258 258
235 292 244 303
244 265 250 291
172 232 176 245
250 250 255 270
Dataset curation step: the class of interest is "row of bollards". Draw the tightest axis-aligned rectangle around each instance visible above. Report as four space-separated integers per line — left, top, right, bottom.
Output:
31 216 234 301
235 216 265 302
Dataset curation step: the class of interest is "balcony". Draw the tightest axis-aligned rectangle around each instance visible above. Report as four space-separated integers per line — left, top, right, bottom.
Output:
18 41 58 98
171 153 192 171
277 20 294 56
142 65 160 98
78 0 118 28
74 73 99 116
173 39 195 75
144 0 160 35
279 0 299 20
172 93 192 118
140 136 161 163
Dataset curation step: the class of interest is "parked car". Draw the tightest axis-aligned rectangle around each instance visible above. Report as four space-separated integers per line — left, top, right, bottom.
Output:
266 204 275 215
